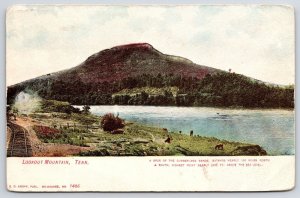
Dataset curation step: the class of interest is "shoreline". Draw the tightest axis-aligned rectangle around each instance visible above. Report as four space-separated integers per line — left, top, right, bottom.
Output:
7 110 268 157
73 104 294 111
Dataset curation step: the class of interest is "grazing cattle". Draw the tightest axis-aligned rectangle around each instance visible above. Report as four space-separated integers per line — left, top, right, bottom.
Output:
111 129 124 134
190 130 193 136
165 135 172 143
215 144 224 150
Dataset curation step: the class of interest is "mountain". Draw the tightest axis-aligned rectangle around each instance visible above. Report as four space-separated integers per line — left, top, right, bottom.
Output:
7 43 294 108
26 43 220 83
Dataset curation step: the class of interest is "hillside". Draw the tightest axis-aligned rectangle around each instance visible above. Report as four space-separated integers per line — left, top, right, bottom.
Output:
7 43 294 108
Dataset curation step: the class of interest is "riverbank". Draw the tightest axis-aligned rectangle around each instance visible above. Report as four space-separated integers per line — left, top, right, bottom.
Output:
87 105 294 155
8 110 267 156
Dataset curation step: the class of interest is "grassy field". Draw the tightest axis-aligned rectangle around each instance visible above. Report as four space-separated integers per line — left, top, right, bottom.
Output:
28 110 267 156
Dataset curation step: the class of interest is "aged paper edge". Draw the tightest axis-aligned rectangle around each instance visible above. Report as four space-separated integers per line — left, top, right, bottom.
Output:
7 156 295 192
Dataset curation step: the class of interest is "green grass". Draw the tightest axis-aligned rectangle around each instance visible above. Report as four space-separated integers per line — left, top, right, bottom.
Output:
29 111 265 156
169 132 250 155
70 113 99 125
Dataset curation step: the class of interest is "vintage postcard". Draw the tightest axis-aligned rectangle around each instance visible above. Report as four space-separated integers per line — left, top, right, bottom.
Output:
6 5 295 191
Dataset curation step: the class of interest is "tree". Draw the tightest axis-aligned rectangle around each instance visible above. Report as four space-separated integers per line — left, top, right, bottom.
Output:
100 113 125 132
82 105 91 114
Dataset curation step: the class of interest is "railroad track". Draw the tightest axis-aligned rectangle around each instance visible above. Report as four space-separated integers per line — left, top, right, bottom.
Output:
7 122 32 157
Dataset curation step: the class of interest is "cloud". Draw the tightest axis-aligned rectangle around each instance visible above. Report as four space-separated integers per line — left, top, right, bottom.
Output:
6 5 294 86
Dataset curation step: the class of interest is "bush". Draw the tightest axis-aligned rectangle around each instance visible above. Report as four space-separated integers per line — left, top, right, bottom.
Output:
33 125 61 139
100 113 125 132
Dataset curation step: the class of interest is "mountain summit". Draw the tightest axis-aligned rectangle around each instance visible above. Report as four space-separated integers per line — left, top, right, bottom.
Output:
7 43 293 108
60 42 219 84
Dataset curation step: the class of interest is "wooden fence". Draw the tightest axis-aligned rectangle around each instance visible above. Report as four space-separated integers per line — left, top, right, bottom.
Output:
54 123 100 131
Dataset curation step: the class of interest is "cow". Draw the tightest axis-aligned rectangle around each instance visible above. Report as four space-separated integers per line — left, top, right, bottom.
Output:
165 135 172 144
190 130 194 136
215 144 224 150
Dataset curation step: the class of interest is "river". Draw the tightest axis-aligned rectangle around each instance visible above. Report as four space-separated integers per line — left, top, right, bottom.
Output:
80 105 294 155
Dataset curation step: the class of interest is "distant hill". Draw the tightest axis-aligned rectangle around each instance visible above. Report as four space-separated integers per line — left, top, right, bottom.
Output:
7 43 294 108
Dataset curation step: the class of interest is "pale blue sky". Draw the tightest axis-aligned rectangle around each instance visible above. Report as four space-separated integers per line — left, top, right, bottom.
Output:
7 5 295 85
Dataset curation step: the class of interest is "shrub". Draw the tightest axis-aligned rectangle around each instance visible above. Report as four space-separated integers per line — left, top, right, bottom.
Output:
100 113 125 132
33 125 61 139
